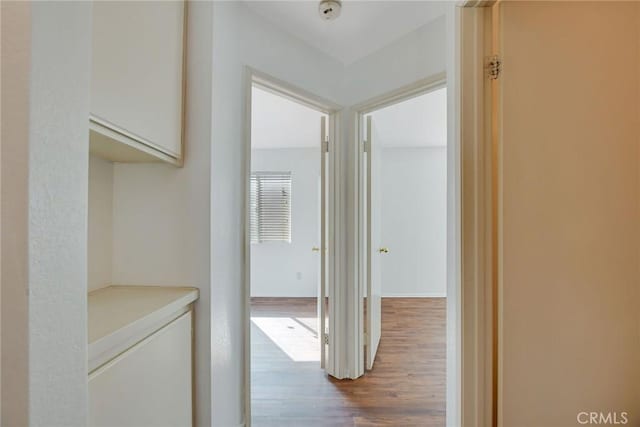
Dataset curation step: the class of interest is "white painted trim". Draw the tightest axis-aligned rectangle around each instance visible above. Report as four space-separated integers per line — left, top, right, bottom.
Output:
242 67 342 426
364 115 374 370
325 110 345 378
242 67 252 427
459 5 495 427
445 5 462 427
352 73 447 115
320 116 327 370
344 106 364 379
249 68 341 115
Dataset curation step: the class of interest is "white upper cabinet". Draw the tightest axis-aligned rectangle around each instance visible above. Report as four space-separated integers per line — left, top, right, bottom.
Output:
90 0 185 165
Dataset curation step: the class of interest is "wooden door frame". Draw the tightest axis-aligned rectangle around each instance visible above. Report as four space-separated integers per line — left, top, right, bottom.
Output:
242 67 342 427
459 3 498 427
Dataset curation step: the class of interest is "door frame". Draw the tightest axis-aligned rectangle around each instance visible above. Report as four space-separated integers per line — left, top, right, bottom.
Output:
352 72 447 364
242 67 342 426
350 4 496 425
458 3 498 427
353 73 447 374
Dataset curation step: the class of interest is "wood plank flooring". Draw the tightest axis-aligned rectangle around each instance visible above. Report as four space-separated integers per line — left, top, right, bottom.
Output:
251 297 446 426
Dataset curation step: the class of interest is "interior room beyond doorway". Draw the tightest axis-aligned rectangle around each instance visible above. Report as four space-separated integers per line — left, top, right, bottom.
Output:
249 83 328 426
358 84 448 423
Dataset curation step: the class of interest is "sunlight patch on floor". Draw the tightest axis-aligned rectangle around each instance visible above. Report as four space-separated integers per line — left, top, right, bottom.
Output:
251 316 320 362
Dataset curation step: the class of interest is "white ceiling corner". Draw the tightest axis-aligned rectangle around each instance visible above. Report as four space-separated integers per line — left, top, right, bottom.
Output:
242 0 448 65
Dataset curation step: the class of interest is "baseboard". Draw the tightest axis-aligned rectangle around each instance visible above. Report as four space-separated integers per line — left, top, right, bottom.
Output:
382 294 447 298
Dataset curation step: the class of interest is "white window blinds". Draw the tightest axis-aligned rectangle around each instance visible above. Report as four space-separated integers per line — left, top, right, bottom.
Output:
250 172 292 243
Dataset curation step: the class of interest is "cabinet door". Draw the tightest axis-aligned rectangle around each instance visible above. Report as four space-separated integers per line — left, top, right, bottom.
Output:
91 0 184 159
89 311 192 427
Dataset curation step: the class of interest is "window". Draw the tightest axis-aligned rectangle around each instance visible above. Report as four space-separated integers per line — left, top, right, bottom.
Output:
250 172 292 243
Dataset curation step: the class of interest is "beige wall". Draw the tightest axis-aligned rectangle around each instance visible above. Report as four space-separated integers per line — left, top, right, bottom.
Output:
500 2 640 426
1 2 30 424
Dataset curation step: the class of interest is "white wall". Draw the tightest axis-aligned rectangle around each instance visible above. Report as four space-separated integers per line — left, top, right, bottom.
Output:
343 17 446 105
381 147 447 297
500 3 640 426
88 155 114 292
109 3 214 426
1 1 92 425
251 148 320 297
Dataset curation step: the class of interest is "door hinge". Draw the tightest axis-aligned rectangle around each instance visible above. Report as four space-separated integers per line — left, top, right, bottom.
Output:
322 140 329 153
323 333 329 345
487 55 502 80
363 139 370 153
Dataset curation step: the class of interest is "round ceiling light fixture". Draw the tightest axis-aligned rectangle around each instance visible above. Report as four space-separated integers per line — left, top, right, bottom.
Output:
318 0 342 21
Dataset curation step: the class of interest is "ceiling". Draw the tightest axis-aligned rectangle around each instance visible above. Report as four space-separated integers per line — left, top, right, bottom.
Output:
252 86 325 149
242 1 448 65
370 87 447 148
252 85 446 150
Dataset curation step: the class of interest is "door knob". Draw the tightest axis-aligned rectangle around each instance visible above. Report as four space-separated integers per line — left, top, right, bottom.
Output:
312 246 320 252
378 247 389 254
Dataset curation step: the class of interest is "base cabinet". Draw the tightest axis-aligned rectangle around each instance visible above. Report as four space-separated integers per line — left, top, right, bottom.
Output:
89 311 193 427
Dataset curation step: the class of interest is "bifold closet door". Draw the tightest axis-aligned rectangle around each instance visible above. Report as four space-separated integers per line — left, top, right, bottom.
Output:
365 115 382 370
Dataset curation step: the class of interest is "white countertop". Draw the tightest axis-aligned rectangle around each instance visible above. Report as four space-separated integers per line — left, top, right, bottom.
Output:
88 285 199 372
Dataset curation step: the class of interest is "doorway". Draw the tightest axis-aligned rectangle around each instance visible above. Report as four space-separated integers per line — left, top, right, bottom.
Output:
249 82 326 362
357 78 448 420
245 71 339 426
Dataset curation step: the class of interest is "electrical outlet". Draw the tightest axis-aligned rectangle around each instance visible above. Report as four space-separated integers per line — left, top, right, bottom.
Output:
296 272 302 280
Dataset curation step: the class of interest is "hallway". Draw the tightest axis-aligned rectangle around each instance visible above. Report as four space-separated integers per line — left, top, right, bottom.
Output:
251 298 446 426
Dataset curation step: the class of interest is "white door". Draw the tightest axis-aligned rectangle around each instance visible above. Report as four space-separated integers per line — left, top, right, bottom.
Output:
365 115 383 370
